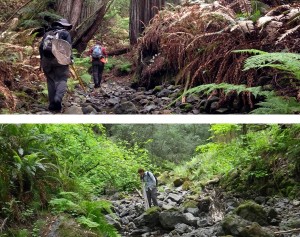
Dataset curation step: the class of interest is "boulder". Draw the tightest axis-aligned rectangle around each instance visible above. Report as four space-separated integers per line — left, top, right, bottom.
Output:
159 210 187 230
235 201 269 226
113 101 138 114
167 193 183 203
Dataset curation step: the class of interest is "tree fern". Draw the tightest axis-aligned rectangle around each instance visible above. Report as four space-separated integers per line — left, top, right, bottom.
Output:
233 49 300 80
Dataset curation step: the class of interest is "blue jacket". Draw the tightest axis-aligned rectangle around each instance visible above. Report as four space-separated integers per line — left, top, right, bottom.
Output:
143 171 156 190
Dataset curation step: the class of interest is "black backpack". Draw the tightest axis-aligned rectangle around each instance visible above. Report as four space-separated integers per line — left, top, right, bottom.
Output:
42 30 61 53
146 171 158 187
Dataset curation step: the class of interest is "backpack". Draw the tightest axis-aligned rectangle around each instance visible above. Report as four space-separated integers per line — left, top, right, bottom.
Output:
43 30 61 53
92 45 103 59
146 171 158 187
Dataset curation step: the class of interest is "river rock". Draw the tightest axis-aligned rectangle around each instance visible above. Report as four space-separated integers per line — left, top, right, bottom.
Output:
235 201 269 226
167 193 183 203
113 101 138 114
159 210 188 230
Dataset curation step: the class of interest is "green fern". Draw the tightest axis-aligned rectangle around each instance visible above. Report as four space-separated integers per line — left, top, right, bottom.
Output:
170 83 270 106
251 94 300 114
233 49 300 80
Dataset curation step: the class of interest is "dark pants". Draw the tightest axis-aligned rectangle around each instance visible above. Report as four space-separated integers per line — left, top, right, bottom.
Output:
146 187 158 207
92 61 104 88
41 57 69 111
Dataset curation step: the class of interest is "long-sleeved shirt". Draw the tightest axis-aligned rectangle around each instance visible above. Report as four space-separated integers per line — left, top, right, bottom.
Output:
142 171 156 190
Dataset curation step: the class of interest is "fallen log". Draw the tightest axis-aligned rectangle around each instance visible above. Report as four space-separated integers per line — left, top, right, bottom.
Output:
107 47 131 56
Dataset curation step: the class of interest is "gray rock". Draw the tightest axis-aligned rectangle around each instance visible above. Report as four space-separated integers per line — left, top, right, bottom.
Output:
185 207 200 217
183 213 199 227
114 101 138 114
82 105 97 114
105 214 122 230
162 204 175 210
63 105 83 114
159 211 187 230
174 223 194 234
107 97 120 106
167 193 183 203
157 89 172 98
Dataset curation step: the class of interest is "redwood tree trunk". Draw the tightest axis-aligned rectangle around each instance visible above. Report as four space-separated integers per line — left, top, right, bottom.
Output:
69 0 84 29
129 0 165 45
56 0 113 53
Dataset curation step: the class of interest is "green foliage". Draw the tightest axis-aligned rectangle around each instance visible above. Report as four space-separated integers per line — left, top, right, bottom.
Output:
174 124 300 197
49 193 119 237
106 124 211 165
172 83 270 107
104 57 132 73
234 49 300 80
49 198 82 215
19 1 61 29
251 93 300 114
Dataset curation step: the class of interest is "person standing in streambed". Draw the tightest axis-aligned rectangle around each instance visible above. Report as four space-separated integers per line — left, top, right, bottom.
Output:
138 168 159 207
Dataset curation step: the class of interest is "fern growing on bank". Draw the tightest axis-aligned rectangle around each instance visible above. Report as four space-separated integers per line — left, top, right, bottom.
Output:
233 49 300 80
171 82 270 107
251 93 300 114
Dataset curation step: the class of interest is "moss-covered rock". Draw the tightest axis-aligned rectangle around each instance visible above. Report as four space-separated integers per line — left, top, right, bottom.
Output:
153 85 163 93
143 206 161 227
240 222 274 237
235 201 268 226
182 200 198 209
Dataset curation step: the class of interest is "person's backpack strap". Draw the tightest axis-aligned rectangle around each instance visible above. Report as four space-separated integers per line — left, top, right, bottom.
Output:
146 171 157 186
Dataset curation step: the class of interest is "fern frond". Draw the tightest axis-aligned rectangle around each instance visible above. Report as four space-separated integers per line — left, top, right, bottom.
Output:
251 95 300 114
233 49 268 55
169 83 271 107
276 25 300 44
184 83 264 97
234 50 300 80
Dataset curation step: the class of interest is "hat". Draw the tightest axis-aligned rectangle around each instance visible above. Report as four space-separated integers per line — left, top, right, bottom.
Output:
52 18 72 30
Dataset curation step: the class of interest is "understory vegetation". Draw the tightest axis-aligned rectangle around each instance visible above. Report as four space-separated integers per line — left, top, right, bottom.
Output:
1 124 300 236
172 124 300 198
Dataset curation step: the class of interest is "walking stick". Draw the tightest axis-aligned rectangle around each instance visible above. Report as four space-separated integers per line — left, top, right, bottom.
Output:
142 185 150 210
70 64 86 93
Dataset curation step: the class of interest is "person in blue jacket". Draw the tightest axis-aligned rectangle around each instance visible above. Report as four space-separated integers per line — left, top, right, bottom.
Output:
138 168 158 207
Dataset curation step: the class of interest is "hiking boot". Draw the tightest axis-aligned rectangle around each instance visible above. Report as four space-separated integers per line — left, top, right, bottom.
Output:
48 102 62 113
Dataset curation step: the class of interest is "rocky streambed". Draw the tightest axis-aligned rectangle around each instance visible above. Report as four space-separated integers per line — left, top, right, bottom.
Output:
104 182 300 237
23 79 255 115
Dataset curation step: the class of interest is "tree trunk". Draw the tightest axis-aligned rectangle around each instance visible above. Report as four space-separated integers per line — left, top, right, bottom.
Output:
56 0 113 53
129 0 165 45
69 0 84 29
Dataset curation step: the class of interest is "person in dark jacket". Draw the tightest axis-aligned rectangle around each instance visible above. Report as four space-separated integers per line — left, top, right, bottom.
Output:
138 168 159 207
39 18 72 112
89 41 108 90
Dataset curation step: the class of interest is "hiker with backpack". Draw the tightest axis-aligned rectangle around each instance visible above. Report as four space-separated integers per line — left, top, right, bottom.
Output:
89 41 108 90
39 18 73 113
138 168 159 208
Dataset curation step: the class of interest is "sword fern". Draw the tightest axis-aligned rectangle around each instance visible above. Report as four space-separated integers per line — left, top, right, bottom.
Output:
233 49 300 80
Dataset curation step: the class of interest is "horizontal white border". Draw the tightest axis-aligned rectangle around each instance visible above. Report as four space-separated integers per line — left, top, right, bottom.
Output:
0 115 299 124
